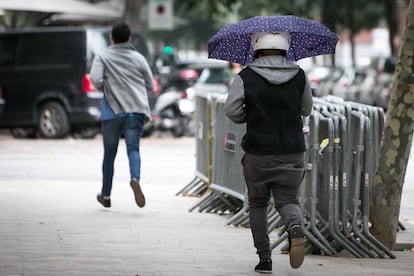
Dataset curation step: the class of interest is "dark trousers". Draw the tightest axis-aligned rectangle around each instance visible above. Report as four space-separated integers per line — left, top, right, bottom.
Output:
242 152 305 259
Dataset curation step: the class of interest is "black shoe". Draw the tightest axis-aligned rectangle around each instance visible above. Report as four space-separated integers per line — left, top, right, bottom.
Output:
97 194 111 208
254 258 272 274
289 225 305 269
130 179 145 208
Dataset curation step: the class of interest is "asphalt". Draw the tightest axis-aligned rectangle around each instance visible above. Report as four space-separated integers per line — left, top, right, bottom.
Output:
0 133 413 276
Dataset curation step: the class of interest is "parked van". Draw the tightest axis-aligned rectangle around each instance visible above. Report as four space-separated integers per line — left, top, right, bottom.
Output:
0 26 150 138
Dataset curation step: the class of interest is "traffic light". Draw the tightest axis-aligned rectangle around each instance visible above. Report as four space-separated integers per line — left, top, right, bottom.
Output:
163 45 173 55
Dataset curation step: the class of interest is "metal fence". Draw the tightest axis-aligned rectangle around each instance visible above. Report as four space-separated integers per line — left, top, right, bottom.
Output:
178 93 396 259
176 92 211 197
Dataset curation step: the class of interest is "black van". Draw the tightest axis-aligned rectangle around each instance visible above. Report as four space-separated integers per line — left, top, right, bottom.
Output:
0 26 150 138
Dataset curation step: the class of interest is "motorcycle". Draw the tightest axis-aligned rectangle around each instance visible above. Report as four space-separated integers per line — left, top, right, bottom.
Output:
143 86 195 137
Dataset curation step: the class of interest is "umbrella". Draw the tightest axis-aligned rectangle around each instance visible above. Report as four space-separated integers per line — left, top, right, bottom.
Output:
208 15 339 65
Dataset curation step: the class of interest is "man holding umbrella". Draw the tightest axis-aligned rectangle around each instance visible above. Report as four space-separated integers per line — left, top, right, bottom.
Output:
224 31 313 273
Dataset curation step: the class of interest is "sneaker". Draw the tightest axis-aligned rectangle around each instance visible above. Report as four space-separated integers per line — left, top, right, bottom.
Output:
130 179 145 208
254 258 272 274
97 194 111 208
289 225 305 269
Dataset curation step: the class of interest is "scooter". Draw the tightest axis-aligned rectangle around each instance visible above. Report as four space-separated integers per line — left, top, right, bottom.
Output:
144 86 195 137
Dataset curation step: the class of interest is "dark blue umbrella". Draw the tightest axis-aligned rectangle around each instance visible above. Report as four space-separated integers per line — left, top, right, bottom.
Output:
208 15 339 65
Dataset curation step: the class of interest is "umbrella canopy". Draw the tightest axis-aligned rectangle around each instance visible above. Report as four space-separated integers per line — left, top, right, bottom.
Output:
208 15 339 65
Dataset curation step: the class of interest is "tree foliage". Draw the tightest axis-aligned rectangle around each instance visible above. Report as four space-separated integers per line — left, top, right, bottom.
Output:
150 0 323 51
0 11 50 30
151 0 388 54
0 0 395 58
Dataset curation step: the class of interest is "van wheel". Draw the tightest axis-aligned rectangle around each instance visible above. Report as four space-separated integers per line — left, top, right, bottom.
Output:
38 102 70 138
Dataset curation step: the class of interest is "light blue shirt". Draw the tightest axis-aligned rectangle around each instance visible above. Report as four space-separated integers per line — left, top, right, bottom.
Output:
100 96 127 121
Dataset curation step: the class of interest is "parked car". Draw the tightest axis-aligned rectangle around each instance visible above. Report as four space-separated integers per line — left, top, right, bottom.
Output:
315 67 344 98
331 67 369 101
190 60 231 96
307 66 334 97
142 59 230 137
372 56 397 110
0 26 152 139
353 68 378 105
375 72 394 110
158 59 226 92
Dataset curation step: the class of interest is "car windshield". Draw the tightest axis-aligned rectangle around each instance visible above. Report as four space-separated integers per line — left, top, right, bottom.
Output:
197 67 230 84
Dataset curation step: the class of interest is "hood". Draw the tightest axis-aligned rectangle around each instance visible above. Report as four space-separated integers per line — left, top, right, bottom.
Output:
248 55 300 85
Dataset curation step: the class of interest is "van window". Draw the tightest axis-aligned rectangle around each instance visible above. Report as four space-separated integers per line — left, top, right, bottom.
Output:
86 30 108 71
0 36 18 68
87 30 107 57
17 33 82 67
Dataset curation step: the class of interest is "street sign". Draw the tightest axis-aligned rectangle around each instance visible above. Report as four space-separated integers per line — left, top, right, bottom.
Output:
148 0 173 30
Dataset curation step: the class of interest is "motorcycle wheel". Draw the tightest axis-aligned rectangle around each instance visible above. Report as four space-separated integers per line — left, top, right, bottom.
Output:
171 117 186 137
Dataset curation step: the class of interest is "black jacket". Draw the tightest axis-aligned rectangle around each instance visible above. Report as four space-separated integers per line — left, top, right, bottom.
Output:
239 67 306 155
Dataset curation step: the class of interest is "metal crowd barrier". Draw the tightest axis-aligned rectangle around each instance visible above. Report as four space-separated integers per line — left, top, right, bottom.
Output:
176 91 211 197
178 93 396 259
189 95 246 215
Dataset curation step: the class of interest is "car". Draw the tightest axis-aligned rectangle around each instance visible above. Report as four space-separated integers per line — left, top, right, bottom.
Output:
375 74 393 110
142 59 230 137
159 59 228 91
0 26 152 139
370 56 397 76
190 60 231 97
315 67 344 98
371 56 397 109
330 67 368 101
307 66 334 97
353 68 378 105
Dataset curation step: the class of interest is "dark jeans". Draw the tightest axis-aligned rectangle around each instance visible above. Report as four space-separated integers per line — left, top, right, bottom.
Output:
101 114 145 197
242 152 305 259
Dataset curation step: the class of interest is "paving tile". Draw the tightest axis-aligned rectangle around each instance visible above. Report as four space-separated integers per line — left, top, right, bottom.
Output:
0 135 413 275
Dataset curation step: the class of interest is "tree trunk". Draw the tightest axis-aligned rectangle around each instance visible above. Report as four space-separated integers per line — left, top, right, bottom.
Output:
320 0 337 66
384 0 398 56
346 0 356 67
122 0 146 31
370 0 414 250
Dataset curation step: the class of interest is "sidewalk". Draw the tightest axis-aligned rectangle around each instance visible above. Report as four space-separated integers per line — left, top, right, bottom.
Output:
0 134 413 275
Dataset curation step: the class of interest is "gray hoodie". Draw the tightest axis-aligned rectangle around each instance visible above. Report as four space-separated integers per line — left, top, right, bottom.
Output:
225 55 313 124
90 42 153 120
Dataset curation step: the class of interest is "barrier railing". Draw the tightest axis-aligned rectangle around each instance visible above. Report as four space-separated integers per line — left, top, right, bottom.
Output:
178 93 396 259
176 91 211 197
189 95 247 216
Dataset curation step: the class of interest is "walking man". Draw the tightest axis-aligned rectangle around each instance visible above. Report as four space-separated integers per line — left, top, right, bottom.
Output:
90 21 153 208
224 31 313 273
